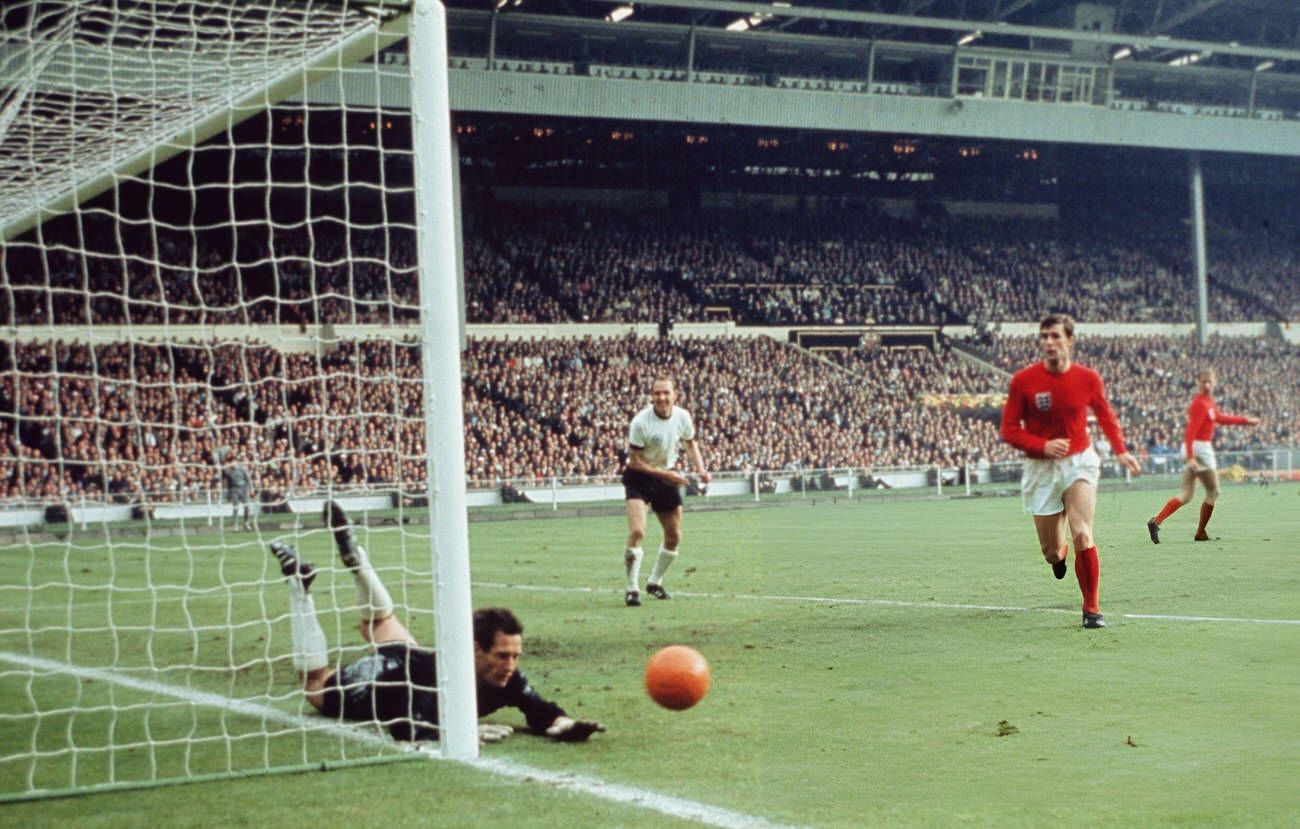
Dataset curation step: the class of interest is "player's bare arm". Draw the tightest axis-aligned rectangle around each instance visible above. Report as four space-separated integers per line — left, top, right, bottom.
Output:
1115 452 1141 475
686 439 710 484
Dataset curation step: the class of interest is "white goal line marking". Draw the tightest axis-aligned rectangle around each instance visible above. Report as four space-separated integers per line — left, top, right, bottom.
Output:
0 651 804 829
473 582 1300 626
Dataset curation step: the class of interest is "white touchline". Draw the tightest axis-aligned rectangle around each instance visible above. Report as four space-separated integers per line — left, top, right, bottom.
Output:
472 582 1300 625
0 651 806 829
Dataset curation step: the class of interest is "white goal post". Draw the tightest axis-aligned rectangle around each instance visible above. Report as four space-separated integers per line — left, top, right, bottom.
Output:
0 0 477 801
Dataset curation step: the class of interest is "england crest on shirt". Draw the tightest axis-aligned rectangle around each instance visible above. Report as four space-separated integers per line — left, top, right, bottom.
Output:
1035 392 1052 411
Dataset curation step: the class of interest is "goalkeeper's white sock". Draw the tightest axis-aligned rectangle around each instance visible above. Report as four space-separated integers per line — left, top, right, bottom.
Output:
624 546 644 592
647 546 678 586
348 543 394 622
286 579 328 673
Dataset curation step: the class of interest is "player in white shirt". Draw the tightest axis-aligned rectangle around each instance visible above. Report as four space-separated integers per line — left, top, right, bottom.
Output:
621 377 710 607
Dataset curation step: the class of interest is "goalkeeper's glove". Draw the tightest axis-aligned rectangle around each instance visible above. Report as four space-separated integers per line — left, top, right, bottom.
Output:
477 723 514 744
545 716 606 742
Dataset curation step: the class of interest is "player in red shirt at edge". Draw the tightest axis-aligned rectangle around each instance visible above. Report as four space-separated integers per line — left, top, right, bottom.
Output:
1001 314 1141 629
1146 368 1260 543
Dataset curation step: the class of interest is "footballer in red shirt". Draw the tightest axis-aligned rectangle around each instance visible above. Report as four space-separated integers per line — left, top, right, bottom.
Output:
1146 368 1259 543
1001 314 1141 629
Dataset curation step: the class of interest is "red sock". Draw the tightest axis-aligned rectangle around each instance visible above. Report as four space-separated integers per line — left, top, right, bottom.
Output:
1153 497 1183 525
1074 545 1100 614
1196 502 1215 535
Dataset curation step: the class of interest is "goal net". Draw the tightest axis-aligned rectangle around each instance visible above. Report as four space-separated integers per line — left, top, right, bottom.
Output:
0 0 477 801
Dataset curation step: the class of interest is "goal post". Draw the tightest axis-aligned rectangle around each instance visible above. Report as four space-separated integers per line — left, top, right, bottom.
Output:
408 0 478 763
0 0 478 801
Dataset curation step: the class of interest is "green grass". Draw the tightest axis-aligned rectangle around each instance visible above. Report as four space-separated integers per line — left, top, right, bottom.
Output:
2 484 1298 827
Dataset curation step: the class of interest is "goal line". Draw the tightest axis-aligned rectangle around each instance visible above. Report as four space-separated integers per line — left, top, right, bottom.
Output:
0 651 804 829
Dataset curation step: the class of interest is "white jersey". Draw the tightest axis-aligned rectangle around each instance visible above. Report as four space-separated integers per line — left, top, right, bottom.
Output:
627 405 695 471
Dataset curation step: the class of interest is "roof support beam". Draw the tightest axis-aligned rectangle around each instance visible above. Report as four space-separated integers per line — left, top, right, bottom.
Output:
1152 0 1231 35
584 0 1300 62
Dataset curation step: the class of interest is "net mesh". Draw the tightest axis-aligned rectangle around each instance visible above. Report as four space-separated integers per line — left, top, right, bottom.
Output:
0 0 451 800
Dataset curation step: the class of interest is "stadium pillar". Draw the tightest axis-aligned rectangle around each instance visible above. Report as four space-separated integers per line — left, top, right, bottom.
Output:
687 24 696 76
1188 152 1209 346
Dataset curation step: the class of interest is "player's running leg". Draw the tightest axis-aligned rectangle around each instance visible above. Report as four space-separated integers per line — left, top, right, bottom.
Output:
1063 480 1104 629
1032 512 1069 580
645 507 682 599
1149 468 1195 543
1193 469 1220 540
623 499 648 606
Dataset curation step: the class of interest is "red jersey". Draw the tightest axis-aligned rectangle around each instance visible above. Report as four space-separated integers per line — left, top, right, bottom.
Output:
1001 362 1128 459
1184 393 1250 460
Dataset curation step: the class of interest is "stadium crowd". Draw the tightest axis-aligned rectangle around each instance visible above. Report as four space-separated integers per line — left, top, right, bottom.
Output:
2 191 1296 503
1 219 421 327
4 204 1295 329
2 329 1294 503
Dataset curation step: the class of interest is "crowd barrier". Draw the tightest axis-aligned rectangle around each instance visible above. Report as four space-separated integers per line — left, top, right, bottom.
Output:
5 449 1289 531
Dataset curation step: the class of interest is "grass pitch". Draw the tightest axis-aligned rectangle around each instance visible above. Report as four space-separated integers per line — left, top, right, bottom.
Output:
2 483 1298 827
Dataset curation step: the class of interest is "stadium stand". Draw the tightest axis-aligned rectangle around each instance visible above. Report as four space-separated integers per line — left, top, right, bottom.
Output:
4 202 1296 328
3 329 1293 501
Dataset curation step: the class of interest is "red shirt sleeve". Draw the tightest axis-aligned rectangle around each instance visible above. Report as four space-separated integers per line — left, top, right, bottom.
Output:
1184 396 1209 460
1088 371 1128 456
1000 371 1048 456
1215 412 1251 426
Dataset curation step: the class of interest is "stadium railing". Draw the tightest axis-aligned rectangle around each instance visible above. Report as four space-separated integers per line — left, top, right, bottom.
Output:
1 449 1292 531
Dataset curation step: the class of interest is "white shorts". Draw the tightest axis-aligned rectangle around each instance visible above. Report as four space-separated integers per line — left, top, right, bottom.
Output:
1020 447 1101 516
1186 440 1216 471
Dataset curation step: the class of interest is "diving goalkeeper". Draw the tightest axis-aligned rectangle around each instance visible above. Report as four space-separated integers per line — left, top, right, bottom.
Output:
268 502 605 744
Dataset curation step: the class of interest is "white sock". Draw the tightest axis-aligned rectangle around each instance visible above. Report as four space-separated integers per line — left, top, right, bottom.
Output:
624 546 644 592
647 546 678 587
349 543 394 622
286 579 328 672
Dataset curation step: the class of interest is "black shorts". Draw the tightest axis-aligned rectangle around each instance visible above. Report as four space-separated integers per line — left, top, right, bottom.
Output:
622 469 683 514
319 642 439 741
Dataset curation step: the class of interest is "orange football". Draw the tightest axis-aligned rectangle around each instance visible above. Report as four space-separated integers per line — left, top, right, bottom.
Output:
644 645 711 710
